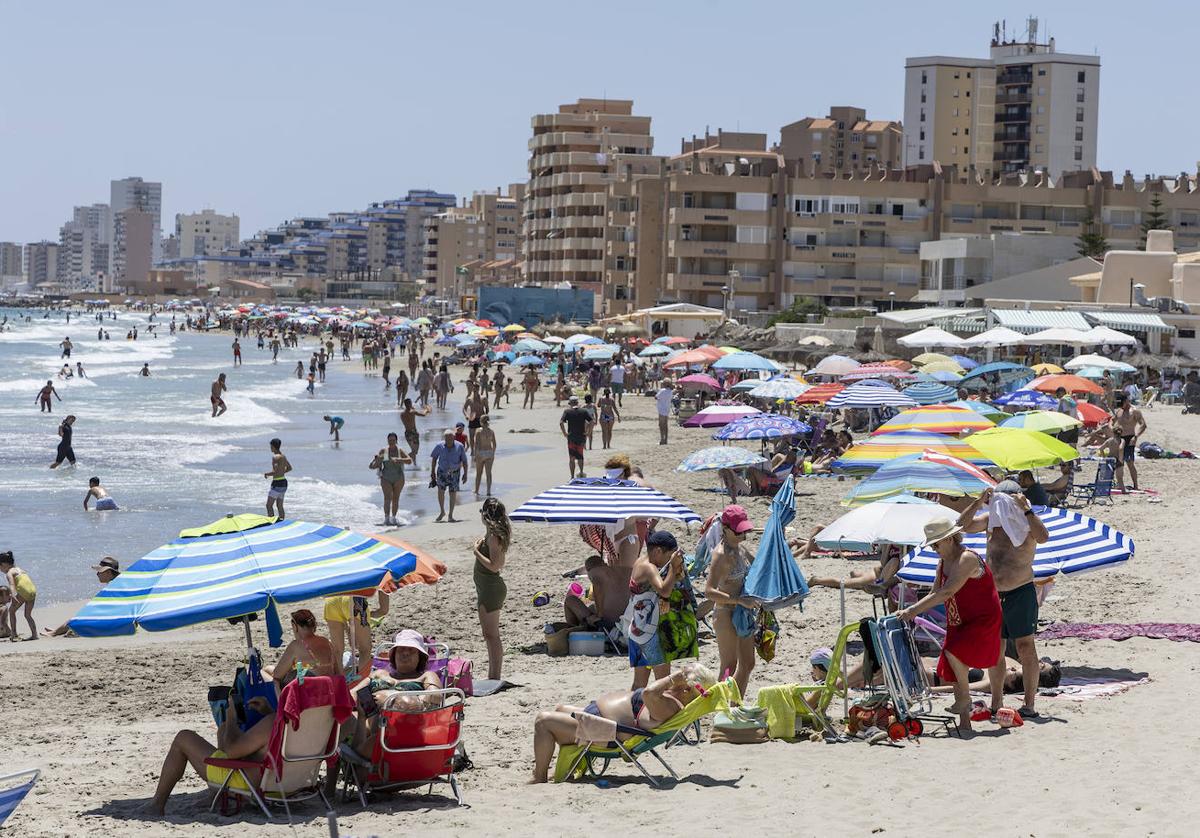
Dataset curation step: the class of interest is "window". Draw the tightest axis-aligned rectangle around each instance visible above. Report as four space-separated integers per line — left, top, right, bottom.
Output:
918 148 925 161
1074 146 1083 161
967 71 972 78
919 109 926 123
953 89 959 98
1037 105 1045 114
921 71 927 84
1077 87 1086 102
1077 70 1086 83
953 108 959 117
952 127 958 136
829 198 859 214
950 146 956 155
851 133 862 142
811 131 822 141
964 146 969 155
1075 126 1084 141
920 92 926 103
966 89 971 98
1038 68 1046 76
964 128 970 136
919 129 925 141
1036 124 1045 134
735 192 768 212
736 225 768 244
1076 107 1085 122
1179 328 1196 339
1035 144 1045 154
953 71 960 79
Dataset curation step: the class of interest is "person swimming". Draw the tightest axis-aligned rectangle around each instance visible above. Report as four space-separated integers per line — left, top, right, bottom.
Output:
84 476 119 511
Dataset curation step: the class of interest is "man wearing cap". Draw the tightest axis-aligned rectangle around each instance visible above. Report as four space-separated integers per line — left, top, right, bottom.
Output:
559 396 593 478
429 429 469 522
42 557 120 637
706 504 759 695
954 482 1049 719
623 529 684 688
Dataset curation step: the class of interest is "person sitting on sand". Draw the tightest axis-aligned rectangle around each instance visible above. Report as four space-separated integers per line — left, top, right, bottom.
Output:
262 608 336 694
563 554 627 630
42 557 120 637
83 476 119 511
530 662 716 783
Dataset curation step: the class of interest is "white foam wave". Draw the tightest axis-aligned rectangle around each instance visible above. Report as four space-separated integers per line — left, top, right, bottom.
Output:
0 376 96 393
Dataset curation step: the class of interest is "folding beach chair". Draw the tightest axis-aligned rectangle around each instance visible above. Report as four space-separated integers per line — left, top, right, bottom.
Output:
1069 458 1115 507
863 615 958 740
755 622 859 740
0 769 39 828
553 678 742 787
342 687 465 806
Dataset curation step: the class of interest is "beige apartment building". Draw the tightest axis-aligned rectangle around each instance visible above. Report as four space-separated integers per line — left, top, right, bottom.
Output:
523 98 655 306
423 185 524 302
175 209 240 258
904 20 1099 178
113 208 154 293
778 107 903 176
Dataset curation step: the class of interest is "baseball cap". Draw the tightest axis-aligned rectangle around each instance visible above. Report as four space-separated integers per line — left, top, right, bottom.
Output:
91 556 120 573
721 504 754 534
646 530 678 551
994 479 1022 495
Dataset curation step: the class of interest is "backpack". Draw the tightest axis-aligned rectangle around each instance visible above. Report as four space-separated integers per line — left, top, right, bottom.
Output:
1138 442 1164 459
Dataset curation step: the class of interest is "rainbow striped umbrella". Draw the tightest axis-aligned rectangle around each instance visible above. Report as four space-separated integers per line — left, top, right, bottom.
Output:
872 405 996 436
840 453 993 506
831 430 995 474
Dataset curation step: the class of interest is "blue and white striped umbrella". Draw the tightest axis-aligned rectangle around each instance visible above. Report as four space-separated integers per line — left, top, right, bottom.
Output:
68 517 419 637
826 382 918 409
510 478 701 525
896 506 1134 586
749 378 810 399
902 381 959 405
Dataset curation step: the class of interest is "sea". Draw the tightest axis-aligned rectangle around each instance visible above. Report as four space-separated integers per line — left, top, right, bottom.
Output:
0 307 538 605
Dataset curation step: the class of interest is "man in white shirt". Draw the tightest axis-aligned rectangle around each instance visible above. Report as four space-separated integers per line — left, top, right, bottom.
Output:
655 384 674 445
609 363 626 406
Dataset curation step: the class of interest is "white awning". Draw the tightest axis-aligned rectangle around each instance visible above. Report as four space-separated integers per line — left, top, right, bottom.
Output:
990 309 1091 333
1085 311 1175 335
878 307 981 326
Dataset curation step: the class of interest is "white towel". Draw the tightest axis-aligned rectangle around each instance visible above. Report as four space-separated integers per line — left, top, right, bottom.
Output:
574 711 617 744
988 492 1030 545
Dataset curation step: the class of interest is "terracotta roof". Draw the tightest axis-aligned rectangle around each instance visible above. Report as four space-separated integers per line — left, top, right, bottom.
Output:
809 119 835 130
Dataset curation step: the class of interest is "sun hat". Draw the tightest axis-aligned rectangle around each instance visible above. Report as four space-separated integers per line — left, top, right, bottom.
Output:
388 629 429 672
721 504 754 534
994 479 1022 495
810 647 834 669
91 556 120 573
921 518 964 548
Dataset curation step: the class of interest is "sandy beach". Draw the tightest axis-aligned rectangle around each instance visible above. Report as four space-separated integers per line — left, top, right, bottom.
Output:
3 362 1200 838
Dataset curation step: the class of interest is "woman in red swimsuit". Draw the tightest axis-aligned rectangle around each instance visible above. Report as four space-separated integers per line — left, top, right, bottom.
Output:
899 519 1004 732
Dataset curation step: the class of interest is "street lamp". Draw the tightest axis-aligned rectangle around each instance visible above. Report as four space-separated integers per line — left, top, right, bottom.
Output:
888 290 896 311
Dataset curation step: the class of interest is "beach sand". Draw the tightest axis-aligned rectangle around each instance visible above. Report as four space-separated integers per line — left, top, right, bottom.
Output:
3 384 1199 837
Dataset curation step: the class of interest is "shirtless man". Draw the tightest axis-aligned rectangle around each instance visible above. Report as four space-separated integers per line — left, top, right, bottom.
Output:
210 373 227 417
1111 394 1148 491
464 390 488 452
492 365 506 410
232 338 242 366
84 476 119 511
60 336 73 358
400 398 431 462
264 438 292 520
35 380 61 412
563 554 628 631
956 482 1050 719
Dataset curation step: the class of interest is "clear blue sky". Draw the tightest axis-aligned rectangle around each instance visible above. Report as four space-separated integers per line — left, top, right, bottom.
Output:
0 0 1192 243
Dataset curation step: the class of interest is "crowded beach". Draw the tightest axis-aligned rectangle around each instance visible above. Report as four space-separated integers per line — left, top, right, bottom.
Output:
2 300 1199 836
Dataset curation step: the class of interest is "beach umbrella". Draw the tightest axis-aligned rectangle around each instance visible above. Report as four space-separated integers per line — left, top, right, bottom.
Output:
542 335 565 345
798 335 833 347
514 338 551 353
810 355 861 377
818 495 956 551
713 413 812 441
501 324 525 333
897 326 965 349
513 355 544 367
730 378 767 392
509 478 700 525
840 453 993 507
872 405 995 436
748 378 810 400
472 328 500 338
960 361 1034 389
961 326 1027 348
832 431 995 474
678 373 722 391
1076 401 1110 428
68 516 419 643
902 381 959 405
582 346 617 361
1028 373 1104 396
991 389 1056 410
565 333 602 348
795 382 845 404
475 319 495 328
1074 366 1107 380
663 346 724 369
677 447 767 472
1080 326 1139 347
711 351 782 373
682 405 762 428
918 360 966 375
964 427 1079 470
743 477 809 610
1064 354 1137 373
1031 363 1065 375
999 410 1083 434
897 506 1135 586
929 370 964 383
949 355 978 370
912 352 954 366
826 382 918 409
654 336 691 346
883 359 915 371
841 363 917 383
638 344 674 357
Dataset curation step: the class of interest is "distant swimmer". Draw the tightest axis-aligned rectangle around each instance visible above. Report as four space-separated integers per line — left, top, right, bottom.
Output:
295 361 304 379
76 362 86 378
36 380 61 412
271 338 280 362
59 364 73 379
140 363 150 377
104 330 110 340
84 476 119 511
60 337 73 358
232 339 242 366
306 371 316 396
50 415 76 469
210 373 228 417
323 414 344 442
97 327 103 340
264 438 292 520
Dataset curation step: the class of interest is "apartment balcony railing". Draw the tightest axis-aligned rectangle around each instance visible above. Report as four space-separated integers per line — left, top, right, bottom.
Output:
994 110 1031 124
996 69 1033 85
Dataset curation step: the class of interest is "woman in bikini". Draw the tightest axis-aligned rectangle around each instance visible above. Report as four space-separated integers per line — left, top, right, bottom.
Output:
596 388 620 449
369 432 412 526
705 504 758 696
472 415 497 496
262 609 335 694
530 662 716 783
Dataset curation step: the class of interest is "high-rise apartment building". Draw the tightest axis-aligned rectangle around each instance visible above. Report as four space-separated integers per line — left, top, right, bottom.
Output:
903 19 1099 177
423 185 524 300
523 98 655 305
110 176 163 262
0 242 25 288
778 107 903 176
176 209 240 258
24 241 60 286
57 203 111 287
113 208 154 293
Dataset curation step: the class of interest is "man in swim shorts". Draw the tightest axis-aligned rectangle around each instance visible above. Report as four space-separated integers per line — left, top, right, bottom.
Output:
210 373 227 417
429 429 468 523
84 476 119 510
1112 393 1148 491
400 398 430 461
559 396 592 478
323 415 344 442
264 438 292 520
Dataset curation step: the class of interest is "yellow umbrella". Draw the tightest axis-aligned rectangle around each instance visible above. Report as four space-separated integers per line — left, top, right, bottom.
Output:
912 352 954 366
502 324 524 332
1031 362 1064 375
473 328 500 338
965 427 1079 470
718 345 741 354
920 360 966 374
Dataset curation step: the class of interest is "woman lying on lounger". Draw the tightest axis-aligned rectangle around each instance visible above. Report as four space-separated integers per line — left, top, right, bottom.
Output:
530 661 716 783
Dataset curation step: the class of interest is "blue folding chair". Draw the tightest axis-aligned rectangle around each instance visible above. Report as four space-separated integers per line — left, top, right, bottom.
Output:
1069 458 1115 507
0 769 39 828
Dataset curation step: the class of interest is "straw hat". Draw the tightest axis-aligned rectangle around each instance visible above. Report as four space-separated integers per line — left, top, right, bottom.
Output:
921 518 964 548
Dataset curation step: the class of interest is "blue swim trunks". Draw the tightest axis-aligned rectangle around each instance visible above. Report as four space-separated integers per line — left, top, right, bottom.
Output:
628 631 665 668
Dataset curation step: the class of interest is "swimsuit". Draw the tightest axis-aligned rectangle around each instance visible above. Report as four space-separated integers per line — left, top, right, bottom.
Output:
380 455 406 483
13 572 36 604
95 497 118 511
473 540 507 612
268 478 288 499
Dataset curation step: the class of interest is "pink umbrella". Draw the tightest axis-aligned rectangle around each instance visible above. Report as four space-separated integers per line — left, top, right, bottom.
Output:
841 363 917 382
678 373 721 391
682 405 761 428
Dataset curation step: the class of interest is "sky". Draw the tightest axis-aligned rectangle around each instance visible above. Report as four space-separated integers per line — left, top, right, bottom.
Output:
1 0 1195 244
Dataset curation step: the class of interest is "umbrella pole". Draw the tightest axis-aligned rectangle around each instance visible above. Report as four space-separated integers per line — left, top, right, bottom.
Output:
839 583 848 722
243 616 254 659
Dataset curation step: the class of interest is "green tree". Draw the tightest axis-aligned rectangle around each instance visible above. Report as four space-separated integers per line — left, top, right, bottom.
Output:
1075 210 1109 259
768 296 828 326
1139 194 1171 249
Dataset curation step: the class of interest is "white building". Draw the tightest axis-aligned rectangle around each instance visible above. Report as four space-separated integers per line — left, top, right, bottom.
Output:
110 177 162 262
175 209 240 259
57 203 111 289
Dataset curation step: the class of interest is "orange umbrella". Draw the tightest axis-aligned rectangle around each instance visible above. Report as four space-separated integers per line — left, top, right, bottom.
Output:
883 359 914 371
369 532 447 587
663 346 724 368
1028 374 1104 396
1075 401 1111 428
795 382 845 404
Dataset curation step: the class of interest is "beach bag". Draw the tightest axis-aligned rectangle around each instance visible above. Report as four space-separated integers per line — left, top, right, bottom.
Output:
1138 442 1164 459
429 657 474 697
659 577 699 663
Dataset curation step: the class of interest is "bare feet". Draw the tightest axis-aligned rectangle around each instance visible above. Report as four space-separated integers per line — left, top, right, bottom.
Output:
447 517 459 523
434 513 445 523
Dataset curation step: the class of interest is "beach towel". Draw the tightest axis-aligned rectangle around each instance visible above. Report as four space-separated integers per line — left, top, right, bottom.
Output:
471 679 519 697
1037 622 1200 643
265 676 354 780
988 491 1029 545
1044 675 1151 701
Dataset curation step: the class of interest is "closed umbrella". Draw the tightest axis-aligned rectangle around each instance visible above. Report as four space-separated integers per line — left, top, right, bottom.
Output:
840 453 993 506
677 447 767 472
898 507 1135 586
833 431 995 474
742 477 809 610
817 495 957 551
964 427 1079 470
509 478 701 525
713 413 812 440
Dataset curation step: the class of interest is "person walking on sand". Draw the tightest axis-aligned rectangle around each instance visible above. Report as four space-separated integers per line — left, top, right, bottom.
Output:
1 551 37 641
429 429 468 523
434 364 453 410
706 505 759 696
370 432 412 526
492 365 506 410
395 367 409 405
232 338 242 366
323 415 344 442
49 415 77 469
473 414 497 496
416 361 433 408
522 366 540 409
656 382 674 445
35 380 61 413
210 373 228 417
401 398 431 462
597 387 620 449
559 396 592 478
473 497 510 680
264 438 292 520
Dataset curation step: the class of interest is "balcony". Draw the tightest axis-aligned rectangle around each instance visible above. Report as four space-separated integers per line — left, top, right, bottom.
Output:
993 150 1030 162
668 239 770 260
996 69 1033 86
995 90 1032 105
994 109 1031 124
995 128 1030 142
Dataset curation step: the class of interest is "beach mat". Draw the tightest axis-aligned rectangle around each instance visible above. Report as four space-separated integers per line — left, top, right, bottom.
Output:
1038 622 1200 642
472 679 520 697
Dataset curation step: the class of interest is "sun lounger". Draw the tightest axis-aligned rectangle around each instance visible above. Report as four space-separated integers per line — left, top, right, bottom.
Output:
0 769 39 828
553 678 741 786
755 622 858 739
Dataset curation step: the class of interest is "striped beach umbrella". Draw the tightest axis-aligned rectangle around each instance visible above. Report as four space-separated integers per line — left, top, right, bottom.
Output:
826 382 918 409
872 405 995 436
902 381 960 405
713 413 812 440
510 478 701 525
795 382 845 404
897 506 1135 586
840 453 993 506
840 363 917 383
832 431 995 474
677 447 767 472
748 378 810 400
68 516 419 638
